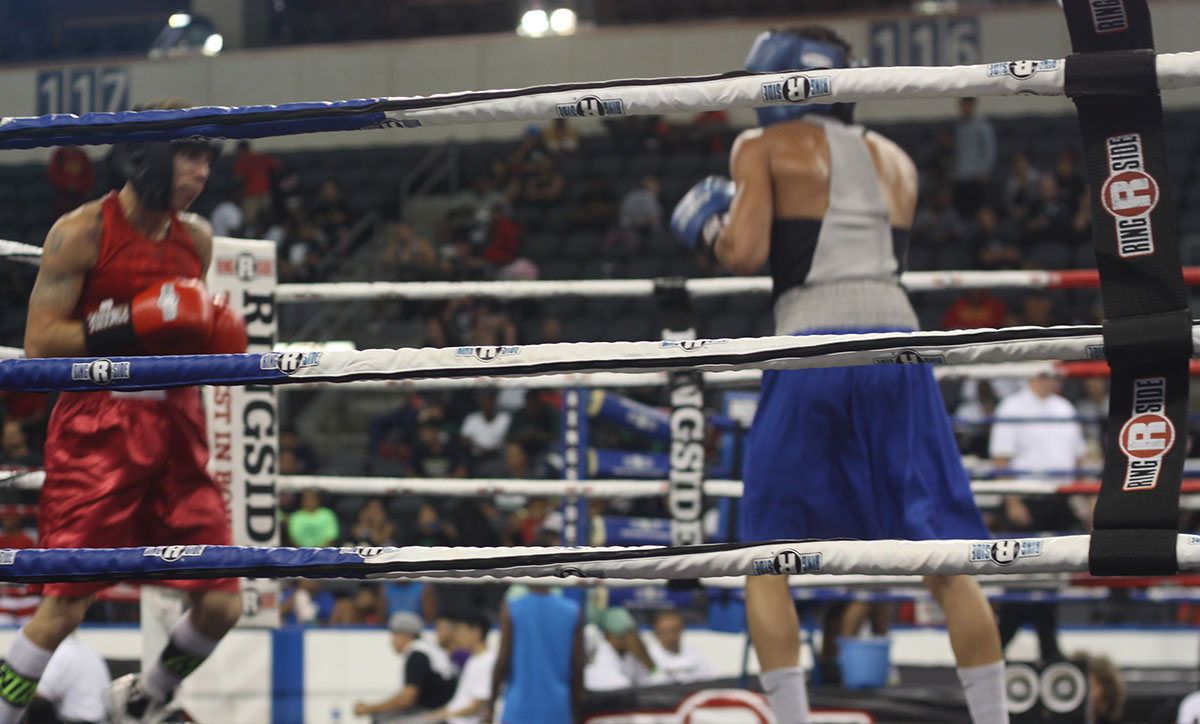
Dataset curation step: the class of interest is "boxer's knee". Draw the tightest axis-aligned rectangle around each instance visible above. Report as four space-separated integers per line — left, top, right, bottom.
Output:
188 590 242 639
25 594 96 649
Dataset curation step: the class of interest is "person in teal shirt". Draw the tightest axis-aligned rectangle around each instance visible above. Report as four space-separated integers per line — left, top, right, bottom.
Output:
487 586 583 724
287 489 339 547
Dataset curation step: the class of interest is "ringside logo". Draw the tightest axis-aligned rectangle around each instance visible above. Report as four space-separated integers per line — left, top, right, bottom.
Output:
363 117 422 129
874 349 946 365
557 96 625 118
216 254 274 282
0 551 16 565
1118 377 1175 490
144 545 207 562
1101 134 1159 258
986 59 1058 80
339 546 389 559
668 376 705 546
456 345 520 362
761 75 831 105
1089 0 1128 33
970 539 1043 566
770 549 822 574
72 359 131 385
661 339 727 352
260 350 321 375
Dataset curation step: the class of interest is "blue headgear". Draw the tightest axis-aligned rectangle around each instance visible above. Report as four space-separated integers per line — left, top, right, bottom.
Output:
745 31 854 127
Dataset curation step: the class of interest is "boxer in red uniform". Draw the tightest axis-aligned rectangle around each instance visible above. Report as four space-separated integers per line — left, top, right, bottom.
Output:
0 100 247 724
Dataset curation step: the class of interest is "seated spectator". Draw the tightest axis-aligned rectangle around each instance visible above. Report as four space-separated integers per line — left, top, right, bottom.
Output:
481 202 523 268
460 390 512 474
408 503 457 547
911 183 965 250
381 222 441 281
1053 149 1085 213
427 612 496 724
1003 152 1040 219
544 117 579 154
954 380 1000 459
281 428 319 473
584 608 658 691
287 489 340 548
645 610 715 683
1024 174 1073 248
618 175 663 237
211 198 244 238
280 579 336 626
412 414 469 478
1081 653 1124 724
349 499 395 547
331 585 385 626
281 221 330 283
47 146 93 216
312 179 349 241
353 612 459 721
974 205 1022 270
507 391 559 458
486 157 521 204
0 420 41 468
522 153 565 207
571 177 618 231
942 289 1008 330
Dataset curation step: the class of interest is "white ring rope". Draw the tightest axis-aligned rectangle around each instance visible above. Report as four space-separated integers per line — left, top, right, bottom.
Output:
353 534 1200 579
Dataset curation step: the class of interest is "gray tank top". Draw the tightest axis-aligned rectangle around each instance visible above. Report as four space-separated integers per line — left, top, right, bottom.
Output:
771 114 918 336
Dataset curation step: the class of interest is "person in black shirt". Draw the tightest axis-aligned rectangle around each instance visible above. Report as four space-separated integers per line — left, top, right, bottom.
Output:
353 612 458 722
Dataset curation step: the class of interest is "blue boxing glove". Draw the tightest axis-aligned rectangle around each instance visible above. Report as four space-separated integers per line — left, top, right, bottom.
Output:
670 176 735 257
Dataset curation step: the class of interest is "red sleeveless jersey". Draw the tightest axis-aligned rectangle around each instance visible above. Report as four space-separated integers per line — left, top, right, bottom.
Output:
73 191 202 335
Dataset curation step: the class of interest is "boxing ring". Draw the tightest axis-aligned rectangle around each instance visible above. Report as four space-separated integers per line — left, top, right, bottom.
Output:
1 1 1199 721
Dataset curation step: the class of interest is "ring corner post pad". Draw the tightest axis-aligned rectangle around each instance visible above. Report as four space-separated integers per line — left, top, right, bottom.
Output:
1088 528 1177 576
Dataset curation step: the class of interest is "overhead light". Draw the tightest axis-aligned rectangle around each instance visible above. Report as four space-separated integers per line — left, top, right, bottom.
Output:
549 8 576 35
168 13 192 28
202 33 224 56
518 9 550 37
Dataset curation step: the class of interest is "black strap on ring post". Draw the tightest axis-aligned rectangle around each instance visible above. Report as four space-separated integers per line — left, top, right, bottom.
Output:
655 278 707 548
1061 0 1191 574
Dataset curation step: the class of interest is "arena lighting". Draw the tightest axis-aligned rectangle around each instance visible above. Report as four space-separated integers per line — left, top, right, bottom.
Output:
167 13 191 29
549 7 577 35
518 8 550 37
202 33 224 56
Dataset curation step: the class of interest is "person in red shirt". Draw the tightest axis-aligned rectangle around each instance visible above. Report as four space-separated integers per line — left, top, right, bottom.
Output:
941 289 1008 330
232 140 280 230
0 510 38 626
2 100 248 724
47 146 94 216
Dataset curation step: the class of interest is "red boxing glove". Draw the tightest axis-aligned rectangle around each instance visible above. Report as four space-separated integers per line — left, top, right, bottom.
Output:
84 277 214 355
205 294 248 354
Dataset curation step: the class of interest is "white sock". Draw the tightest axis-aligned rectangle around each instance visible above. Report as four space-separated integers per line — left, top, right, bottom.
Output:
143 613 221 700
0 630 55 723
761 666 810 724
957 660 1009 724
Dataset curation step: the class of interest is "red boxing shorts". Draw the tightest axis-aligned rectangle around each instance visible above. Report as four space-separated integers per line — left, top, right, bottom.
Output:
38 388 238 597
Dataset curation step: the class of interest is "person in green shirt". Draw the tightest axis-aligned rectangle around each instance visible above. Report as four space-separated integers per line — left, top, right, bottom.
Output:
287 489 339 547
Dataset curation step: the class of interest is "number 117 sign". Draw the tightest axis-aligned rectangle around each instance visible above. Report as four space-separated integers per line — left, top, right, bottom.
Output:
36 66 129 116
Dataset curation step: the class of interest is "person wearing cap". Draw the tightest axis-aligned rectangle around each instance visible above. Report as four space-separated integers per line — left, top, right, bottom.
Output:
584 607 660 692
424 612 496 724
486 586 584 724
354 612 458 722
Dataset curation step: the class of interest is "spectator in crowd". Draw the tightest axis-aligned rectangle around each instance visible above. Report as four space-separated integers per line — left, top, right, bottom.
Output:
331 585 385 626
411 414 469 479
381 222 440 281
46 146 93 216
0 420 41 468
1075 377 1110 454
974 205 1022 270
460 390 512 475
522 153 565 208
645 610 715 684
349 499 395 547
0 512 38 626
312 179 349 242
954 380 1001 459
210 198 243 238
539 316 565 344
281 428 319 474
0 513 32 549
544 118 580 155
989 374 1088 663
942 289 1008 331
287 489 340 548
1024 174 1074 249
585 607 658 691
408 503 456 548
26 634 110 724
1013 292 1064 327
617 175 663 242
481 202 523 270
1053 150 1085 213
952 97 996 217
427 613 496 724
354 612 459 721
233 140 280 230
486 157 521 205
281 220 330 283
1003 153 1040 219
1081 653 1125 724
487 586 583 724
912 184 965 250
507 391 559 458
280 579 336 626
571 176 619 231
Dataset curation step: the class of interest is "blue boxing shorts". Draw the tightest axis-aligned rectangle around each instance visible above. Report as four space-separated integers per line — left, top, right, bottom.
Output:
740 347 988 543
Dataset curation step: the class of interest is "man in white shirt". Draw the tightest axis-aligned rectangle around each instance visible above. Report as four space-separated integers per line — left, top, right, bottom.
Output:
30 634 111 724
645 610 715 684
459 390 512 476
210 199 243 238
426 613 495 724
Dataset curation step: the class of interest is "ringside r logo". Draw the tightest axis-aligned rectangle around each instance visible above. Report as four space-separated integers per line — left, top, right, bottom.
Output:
1119 377 1175 490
